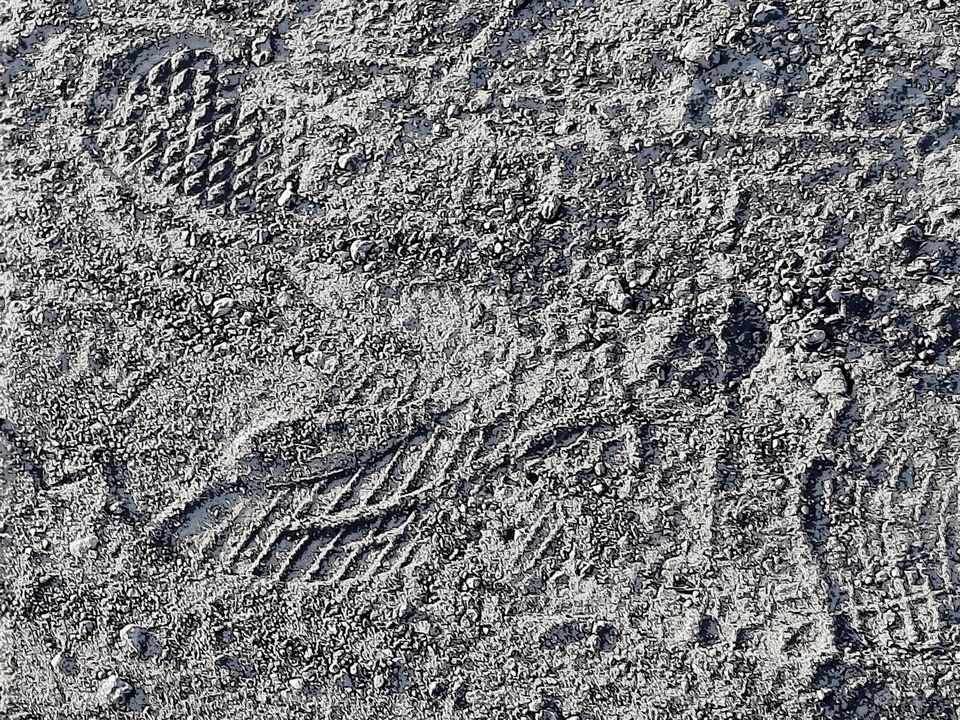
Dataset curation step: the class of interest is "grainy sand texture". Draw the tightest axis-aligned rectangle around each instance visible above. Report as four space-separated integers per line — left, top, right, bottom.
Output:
2 1 960 718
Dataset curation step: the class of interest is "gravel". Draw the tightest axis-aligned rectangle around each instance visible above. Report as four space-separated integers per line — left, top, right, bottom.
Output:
2 1 960 719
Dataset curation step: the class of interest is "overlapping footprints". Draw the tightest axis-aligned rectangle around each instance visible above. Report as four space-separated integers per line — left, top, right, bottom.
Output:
152 398 615 586
86 37 278 214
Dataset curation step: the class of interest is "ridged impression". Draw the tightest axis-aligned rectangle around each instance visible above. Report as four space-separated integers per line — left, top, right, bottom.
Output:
152 401 611 586
86 36 278 214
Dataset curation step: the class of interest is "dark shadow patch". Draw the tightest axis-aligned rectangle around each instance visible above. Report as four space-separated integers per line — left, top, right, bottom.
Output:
722 294 769 383
697 615 721 646
541 621 586 649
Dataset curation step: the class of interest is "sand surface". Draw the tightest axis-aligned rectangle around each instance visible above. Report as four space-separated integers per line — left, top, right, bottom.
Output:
2 1 960 717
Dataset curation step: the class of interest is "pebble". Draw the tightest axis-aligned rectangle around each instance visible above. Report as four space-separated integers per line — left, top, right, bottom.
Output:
214 626 235 645
121 624 161 658
251 36 274 67
309 352 337 375
69 533 99 557
679 36 712 66
802 328 826 348
95 674 148 711
753 2 785 23
825 287 845 304
539 195 563 222
51 651 79 676
78 619 96 638
473 90 493 111
214 654 248 677
814 366 847 397
894 361 913 376
608 286 630 313
211 297 235 318
350 239 375 263
337 151 363 172
278 184 296 208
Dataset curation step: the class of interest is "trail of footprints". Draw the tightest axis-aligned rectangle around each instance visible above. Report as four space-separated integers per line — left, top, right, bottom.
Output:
154 401 609 585
89 40 278 214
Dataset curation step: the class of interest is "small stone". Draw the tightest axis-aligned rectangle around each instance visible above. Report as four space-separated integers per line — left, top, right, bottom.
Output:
636 267 655 286
278 184 296 208
251 35 274 66
213 626 235 646
539 195 563 222
608 287 630 313
214 654 249 678
825 287 844 304
679 36 712 66
337 151 363 172
473 90 493 111
95 674 148 711
51 651 79 676
592 622 620 651
350 239 375 263
211 297 235 318
69 533 99 557
894 361 913 376
814 366 847 397
121 624 162 659
310 352 337 375
752 2 785 23
801 328 826 348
